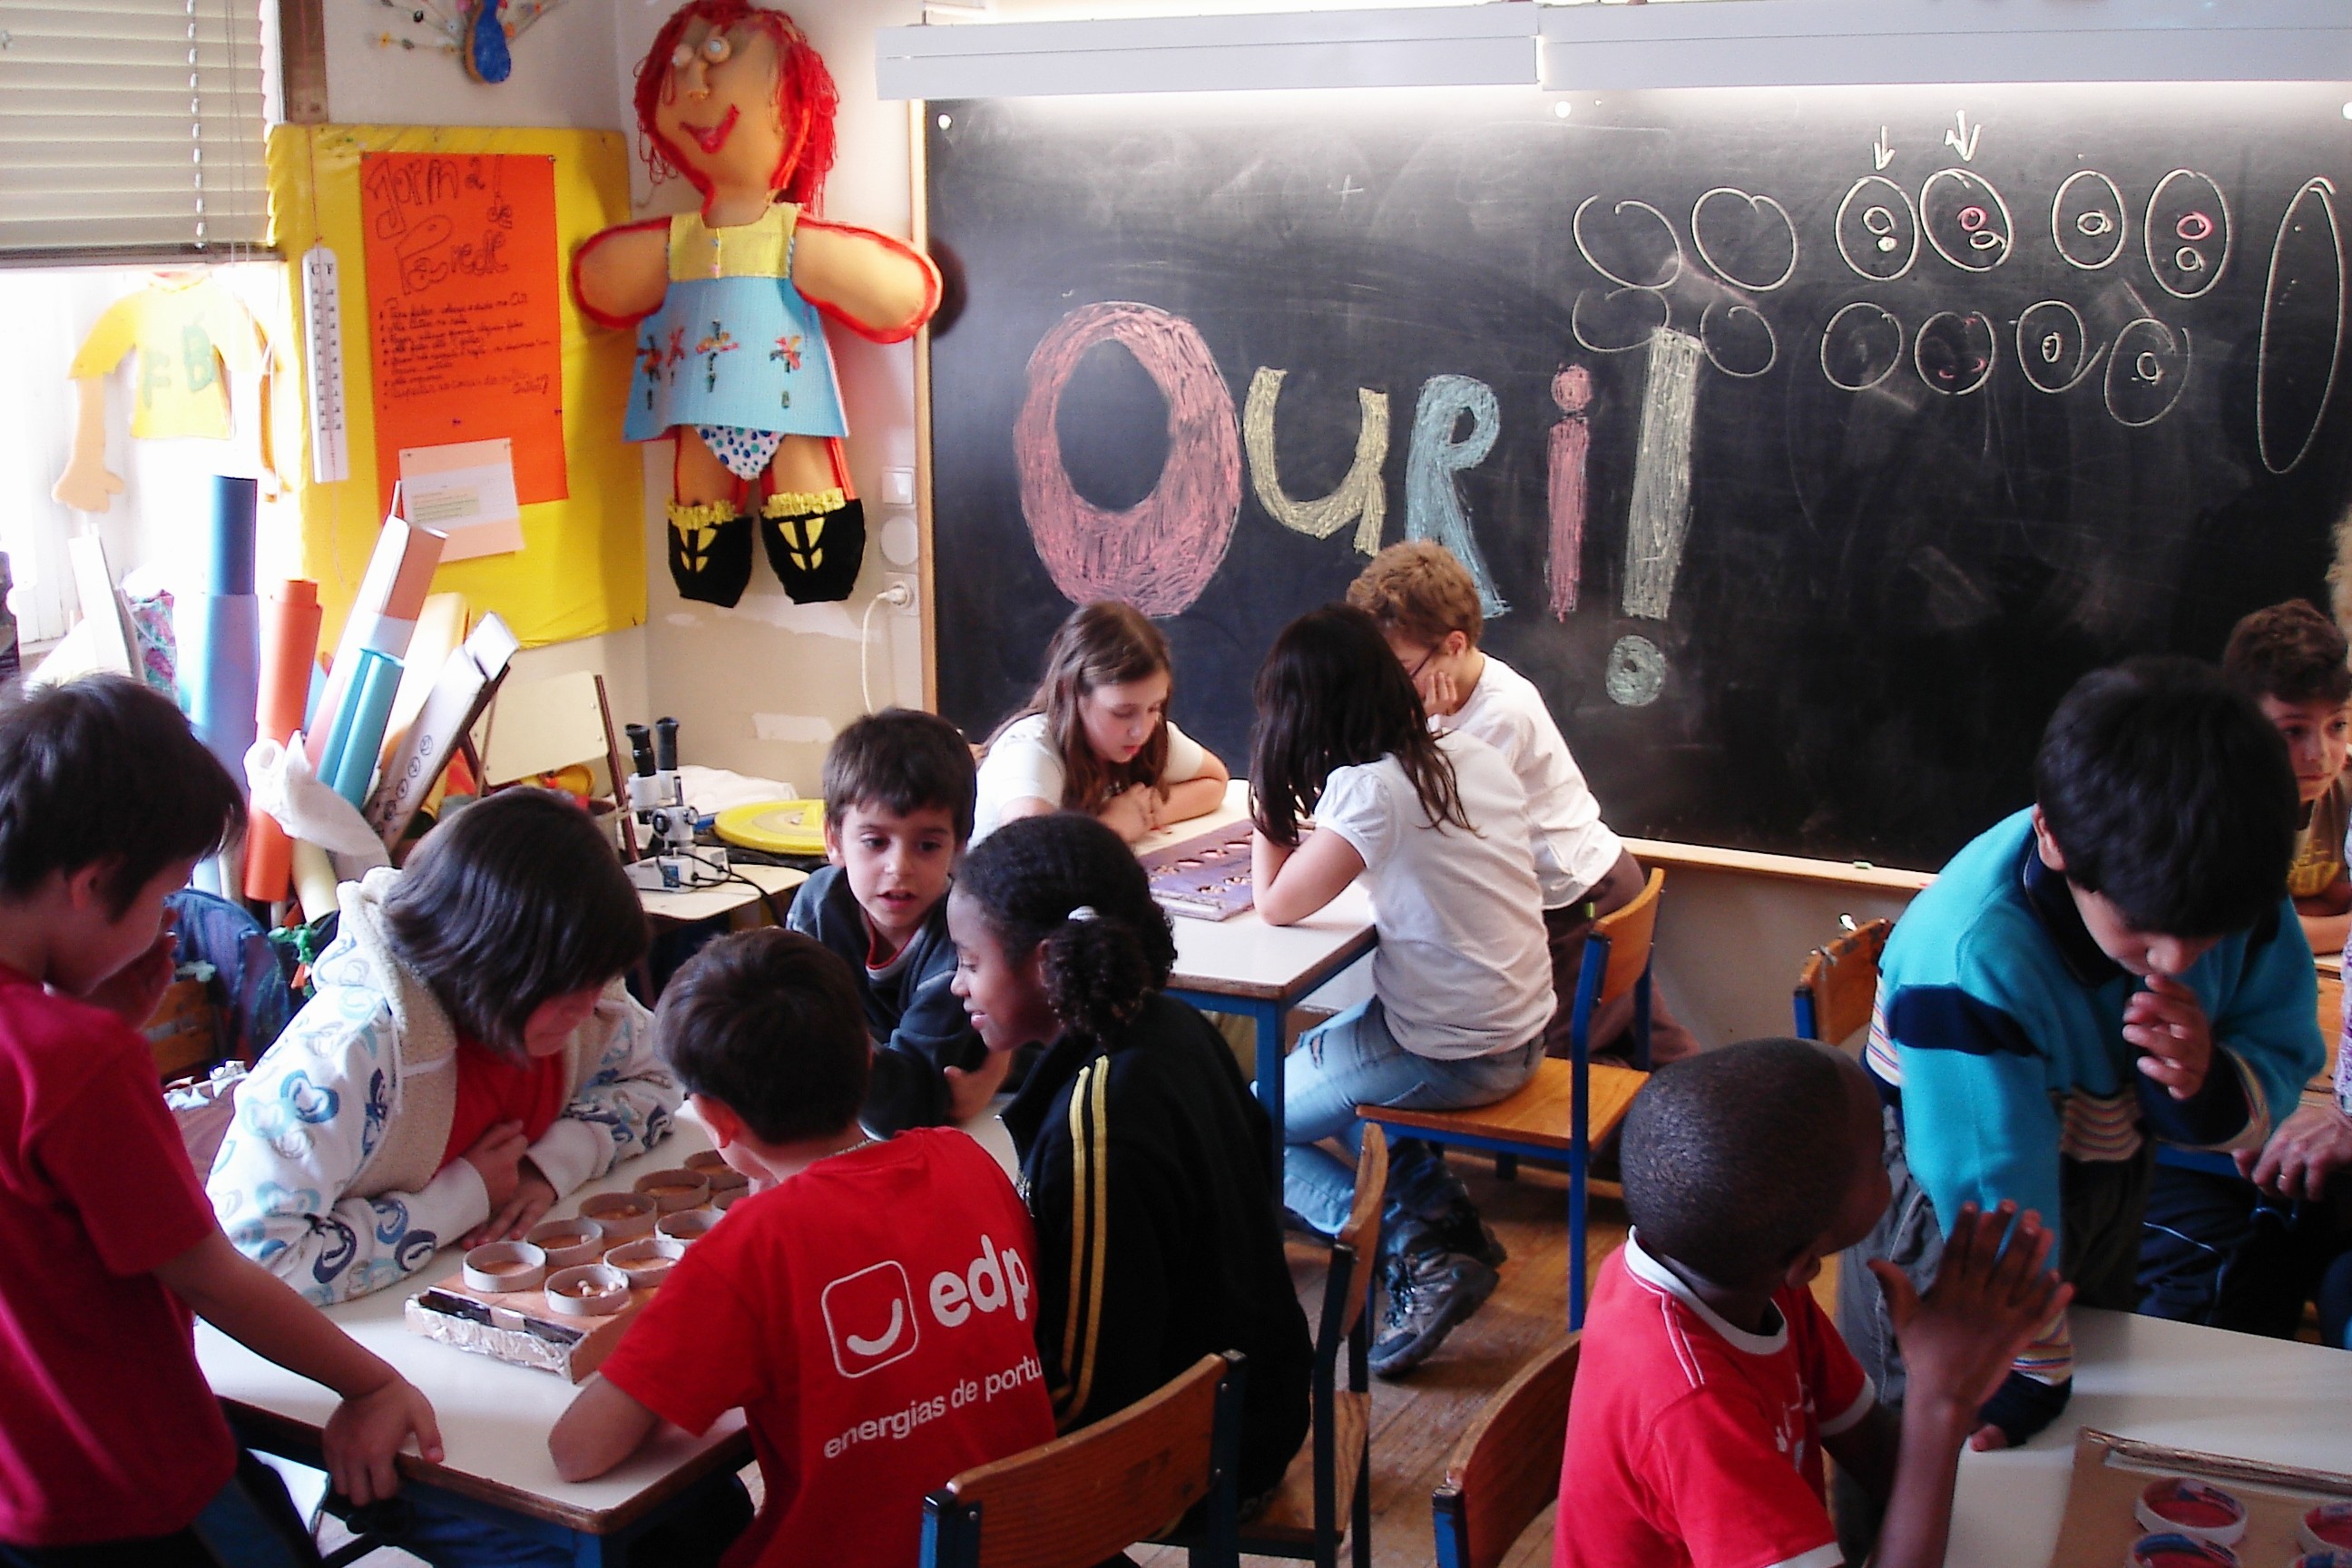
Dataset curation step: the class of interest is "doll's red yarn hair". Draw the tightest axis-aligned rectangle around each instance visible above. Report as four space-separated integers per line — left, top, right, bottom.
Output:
633 0 839 211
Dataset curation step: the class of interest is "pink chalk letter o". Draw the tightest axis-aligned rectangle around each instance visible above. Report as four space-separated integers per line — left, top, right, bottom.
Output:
1014 301 1241 617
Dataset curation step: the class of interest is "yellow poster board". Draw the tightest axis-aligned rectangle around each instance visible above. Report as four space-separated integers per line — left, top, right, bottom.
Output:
267 124 645 651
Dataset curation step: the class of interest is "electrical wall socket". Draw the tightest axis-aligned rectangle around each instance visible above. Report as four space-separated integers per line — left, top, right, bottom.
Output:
881 573 920 618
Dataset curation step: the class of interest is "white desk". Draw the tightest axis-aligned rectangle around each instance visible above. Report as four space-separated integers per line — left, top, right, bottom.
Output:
1141 783 1377 1183
1946 1308 2352 1568
201 1109 1022 1563
634 860 805 926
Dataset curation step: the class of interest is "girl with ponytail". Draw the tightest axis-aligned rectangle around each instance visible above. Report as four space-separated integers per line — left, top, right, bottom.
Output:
1251 603 1554 1377
948 812 1310 1502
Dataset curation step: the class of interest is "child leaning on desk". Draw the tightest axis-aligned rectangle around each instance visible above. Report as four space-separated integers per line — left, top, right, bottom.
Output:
786 708 1005 1134
972 599 1230 845
208 788 681 1308
1838 658 2322 1560
552 929 1054 1568
1557 1039 2067 1568
0 677 438 1560
1250 603 1553 1378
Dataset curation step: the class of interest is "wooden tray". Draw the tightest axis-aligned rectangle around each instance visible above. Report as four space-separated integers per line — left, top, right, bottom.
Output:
2047 1427 2352 1567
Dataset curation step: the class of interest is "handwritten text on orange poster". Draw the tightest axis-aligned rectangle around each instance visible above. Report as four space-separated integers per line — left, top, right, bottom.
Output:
360 152 568 513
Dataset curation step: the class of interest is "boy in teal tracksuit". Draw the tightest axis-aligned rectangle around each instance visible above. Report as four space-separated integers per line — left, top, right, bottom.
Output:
1837 657 2323 1553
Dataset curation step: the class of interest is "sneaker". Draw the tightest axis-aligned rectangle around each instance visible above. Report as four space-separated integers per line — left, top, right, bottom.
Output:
1429 1201 1509 1270
1368 1249 1499 1378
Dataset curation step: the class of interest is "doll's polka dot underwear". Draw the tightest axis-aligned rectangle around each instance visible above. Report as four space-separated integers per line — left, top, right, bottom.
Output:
697 425 788 481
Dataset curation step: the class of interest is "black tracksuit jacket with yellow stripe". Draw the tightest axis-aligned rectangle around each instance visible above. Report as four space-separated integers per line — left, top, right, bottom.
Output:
1002 992 1313 1499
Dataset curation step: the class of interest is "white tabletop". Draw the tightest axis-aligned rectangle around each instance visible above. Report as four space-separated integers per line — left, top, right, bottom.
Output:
1945 1308 2352 1567
1143 782 1377 1004
636 860 804 925
198 1109 1020 1532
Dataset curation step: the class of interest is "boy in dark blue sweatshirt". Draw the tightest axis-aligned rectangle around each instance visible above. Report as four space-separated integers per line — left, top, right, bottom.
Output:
788 709 999 1135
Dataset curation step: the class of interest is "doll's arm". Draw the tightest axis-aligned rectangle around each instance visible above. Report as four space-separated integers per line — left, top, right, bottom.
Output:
572 220 673 328
53 377 123 512
792 219 942 344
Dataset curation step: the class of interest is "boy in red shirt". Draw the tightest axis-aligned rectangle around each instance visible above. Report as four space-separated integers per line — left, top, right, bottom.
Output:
1556 1039 2069 1568
0 676 439 1563
551 930 1055 1568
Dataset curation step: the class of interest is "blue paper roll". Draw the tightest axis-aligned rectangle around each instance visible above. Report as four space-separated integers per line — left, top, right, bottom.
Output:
179 477 261 779
329 648 405 808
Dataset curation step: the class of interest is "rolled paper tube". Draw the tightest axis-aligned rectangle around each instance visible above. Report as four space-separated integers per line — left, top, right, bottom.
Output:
307 515 445 769
328 649 405 808
206 477 258 595
243 580 323 902
291 838 339 925
180 479 263 780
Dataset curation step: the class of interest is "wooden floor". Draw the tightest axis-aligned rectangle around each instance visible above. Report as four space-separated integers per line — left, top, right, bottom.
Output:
1133 1155 1843 1568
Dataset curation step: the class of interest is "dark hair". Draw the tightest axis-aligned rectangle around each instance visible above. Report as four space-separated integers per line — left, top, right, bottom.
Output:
822 708 976 842
955 812 1175 1048
1622 1038 1867 1287
653 928 868 1144
0 675 244 916
2221 600 2352 708
988 602 1175 815
1250 603 1469 846
385 789 648 1055
2034 656 2298 937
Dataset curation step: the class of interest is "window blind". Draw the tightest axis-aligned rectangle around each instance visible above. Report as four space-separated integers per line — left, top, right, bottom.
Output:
0 0 270 262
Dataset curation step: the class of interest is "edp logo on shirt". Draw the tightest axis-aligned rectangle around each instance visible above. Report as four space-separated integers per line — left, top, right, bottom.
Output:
819 1236 1033 1379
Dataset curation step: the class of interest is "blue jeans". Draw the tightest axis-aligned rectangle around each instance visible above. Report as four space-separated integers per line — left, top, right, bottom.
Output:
1282 998 1544 1239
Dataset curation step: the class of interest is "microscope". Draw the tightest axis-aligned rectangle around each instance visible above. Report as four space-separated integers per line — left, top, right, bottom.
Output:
622 716 729 891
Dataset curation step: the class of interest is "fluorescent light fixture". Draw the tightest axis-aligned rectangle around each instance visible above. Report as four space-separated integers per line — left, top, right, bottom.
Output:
874 5 1540 100
1539 0 2352 92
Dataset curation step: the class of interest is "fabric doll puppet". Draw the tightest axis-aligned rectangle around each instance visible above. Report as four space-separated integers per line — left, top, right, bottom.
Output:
573 0 939 607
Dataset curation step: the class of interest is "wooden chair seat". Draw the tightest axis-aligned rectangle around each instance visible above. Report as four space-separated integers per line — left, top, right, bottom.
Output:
1244 1389 1371 1543
1364 1059 1647 1156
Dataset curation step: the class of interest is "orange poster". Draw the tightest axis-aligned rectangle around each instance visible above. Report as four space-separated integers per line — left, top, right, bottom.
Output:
359 152 567 515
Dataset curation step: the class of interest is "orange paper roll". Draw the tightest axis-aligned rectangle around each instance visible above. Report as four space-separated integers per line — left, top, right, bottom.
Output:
243 580 324 902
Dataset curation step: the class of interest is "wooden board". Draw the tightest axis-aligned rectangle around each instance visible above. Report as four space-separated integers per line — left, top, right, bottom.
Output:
1141 820 1257 921
2046 1427 2352 1568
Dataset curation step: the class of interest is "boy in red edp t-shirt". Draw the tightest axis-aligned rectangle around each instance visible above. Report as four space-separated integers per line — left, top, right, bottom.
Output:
1556 1040 2068 1568
0 678 438 1561
553 930 1053 1568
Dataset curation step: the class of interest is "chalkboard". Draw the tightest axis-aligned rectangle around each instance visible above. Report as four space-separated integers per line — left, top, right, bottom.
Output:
922 82 2352 870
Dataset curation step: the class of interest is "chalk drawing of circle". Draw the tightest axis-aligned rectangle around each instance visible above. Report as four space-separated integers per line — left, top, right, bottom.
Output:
2103 318 2191 427
1013 301 1242 616
1914 311 1996 396
1835 176 1918 281
1700 299 1778 378
2053 170 2128 270
2016 300 2103 394
1572 286 1671 354
1573 196 1683 290
1690 187 1799 291
1604 634 1668 708
2145 169 2231 299
1820 301 1905 391
1921 168 2014 272
2259 176 2344 475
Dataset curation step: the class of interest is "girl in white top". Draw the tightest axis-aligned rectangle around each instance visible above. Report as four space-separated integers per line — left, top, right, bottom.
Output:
974 601 1230 845
1250 603 1553 1377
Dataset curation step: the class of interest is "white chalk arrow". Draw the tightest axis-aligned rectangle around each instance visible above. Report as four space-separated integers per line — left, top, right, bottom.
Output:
1945 110 1981 162
1873 126 1895 171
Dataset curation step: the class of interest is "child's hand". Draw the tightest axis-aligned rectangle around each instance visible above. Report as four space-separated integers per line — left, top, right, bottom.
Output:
1101 785 1158 842
79 912 179 1028
945 1047 1016 1123
464 1160 556 1249
322 1373 442 1505
2124 974 2214 1100
1870 1202 2071 1440
2240 1102 2352 1200
1418 665 1463 718
459 1120 528 1214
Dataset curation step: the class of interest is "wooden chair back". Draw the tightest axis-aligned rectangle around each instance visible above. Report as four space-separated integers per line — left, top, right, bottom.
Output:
1431 1337 1582 1568
1590 868 1665 1007
1330 1125 1387 1345
922 1353 1241 1568
1793 917 1892 1045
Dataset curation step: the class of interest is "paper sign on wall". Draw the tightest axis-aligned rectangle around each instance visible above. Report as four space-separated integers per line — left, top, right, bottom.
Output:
398 438 524 561
359 152 568 519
